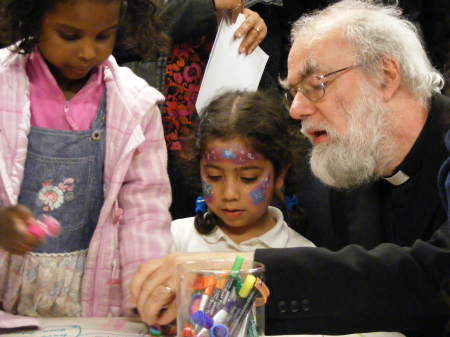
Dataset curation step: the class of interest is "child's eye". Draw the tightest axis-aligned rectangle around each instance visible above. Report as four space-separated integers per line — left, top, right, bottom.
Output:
96 34 112 41
207 175 221 182
241 177 258 183
59 32 79 41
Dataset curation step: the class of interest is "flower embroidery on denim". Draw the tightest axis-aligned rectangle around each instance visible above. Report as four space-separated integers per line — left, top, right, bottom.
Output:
37 178 76 211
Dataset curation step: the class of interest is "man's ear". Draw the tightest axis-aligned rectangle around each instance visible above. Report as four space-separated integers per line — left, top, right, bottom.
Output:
379 57 402 101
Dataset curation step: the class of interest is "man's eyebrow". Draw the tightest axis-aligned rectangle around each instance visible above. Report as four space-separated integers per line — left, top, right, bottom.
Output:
281 59 318 90
298 60 318 82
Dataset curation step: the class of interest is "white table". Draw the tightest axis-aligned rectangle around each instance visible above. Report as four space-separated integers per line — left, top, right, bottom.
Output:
1 317 406 337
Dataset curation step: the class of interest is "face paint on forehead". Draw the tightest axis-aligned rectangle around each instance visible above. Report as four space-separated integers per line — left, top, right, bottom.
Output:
203 146 263 165
202 179 213 202
250 174 271 205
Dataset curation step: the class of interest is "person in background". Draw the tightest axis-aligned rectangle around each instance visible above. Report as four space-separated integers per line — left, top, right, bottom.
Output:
0 0 172 318
117 0 269 220
130 1 450 336
171 90 313 252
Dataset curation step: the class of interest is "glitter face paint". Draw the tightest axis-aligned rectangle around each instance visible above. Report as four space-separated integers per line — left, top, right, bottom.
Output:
203 147 263 165
202 179 213 202
200 138 280 239
250 174 271 205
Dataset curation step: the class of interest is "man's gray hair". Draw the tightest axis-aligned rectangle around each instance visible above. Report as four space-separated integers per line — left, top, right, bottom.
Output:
291 0 444 105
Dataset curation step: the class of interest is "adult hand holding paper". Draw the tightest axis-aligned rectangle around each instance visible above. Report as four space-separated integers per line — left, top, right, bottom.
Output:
195 14 269 114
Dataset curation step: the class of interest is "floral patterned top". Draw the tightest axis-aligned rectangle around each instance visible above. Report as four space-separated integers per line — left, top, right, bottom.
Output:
162 35 213 151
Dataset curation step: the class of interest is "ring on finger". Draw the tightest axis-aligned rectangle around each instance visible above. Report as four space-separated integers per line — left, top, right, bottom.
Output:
233 4 242 10
254 26 262 33
163 285 174 297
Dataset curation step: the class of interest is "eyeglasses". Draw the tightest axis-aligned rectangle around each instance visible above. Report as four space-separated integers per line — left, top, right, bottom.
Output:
283 65 361 108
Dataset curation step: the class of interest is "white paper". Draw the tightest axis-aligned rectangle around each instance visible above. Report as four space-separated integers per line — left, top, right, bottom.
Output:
2 317 148 337
1 317 406 337
195 14 269 114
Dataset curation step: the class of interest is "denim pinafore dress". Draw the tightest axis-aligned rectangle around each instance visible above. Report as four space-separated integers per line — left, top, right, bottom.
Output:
3 95 106 316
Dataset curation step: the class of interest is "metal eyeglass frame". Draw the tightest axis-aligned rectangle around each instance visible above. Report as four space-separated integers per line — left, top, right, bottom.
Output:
283 64 361 108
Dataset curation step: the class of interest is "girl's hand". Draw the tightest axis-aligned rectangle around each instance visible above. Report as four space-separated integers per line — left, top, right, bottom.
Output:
234 8 267 54
0 205 42 255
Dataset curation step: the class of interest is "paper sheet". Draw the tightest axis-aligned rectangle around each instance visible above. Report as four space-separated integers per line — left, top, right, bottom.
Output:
1 317 148 337
195 14 269 114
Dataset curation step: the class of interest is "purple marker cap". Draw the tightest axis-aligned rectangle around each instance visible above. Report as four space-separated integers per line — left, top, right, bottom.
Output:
210 324 229 337
191 310 213 328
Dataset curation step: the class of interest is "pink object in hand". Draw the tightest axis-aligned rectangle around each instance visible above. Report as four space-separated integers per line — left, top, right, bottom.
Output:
27 223 46 239
27 215 61 238
40 215 61 237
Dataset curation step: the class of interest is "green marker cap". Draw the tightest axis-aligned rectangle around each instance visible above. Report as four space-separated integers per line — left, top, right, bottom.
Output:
231 255 244 277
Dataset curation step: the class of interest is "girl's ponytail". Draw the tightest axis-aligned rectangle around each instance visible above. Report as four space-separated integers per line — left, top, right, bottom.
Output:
193 196 220 235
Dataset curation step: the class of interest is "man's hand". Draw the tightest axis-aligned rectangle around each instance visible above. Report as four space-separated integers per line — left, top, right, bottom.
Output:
130 251 254 325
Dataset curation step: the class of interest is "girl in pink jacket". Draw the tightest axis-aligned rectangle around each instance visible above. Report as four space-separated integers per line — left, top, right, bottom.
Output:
0 0 172 318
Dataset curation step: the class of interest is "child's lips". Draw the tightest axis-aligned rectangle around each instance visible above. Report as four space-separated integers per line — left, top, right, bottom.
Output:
221 209 244 219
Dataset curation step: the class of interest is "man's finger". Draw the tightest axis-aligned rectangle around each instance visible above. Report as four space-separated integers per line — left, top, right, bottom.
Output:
138 285 175 325
130 260 161 302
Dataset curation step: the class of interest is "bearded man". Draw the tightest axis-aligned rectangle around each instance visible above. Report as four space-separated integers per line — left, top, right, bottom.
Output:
130 1 450 336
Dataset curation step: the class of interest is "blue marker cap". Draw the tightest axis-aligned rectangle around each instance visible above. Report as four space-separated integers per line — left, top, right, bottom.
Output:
210 324 229 337
191 310 213 328
148 325 162 337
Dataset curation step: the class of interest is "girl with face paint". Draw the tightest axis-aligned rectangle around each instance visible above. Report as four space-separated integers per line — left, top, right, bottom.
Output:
171 91 314 252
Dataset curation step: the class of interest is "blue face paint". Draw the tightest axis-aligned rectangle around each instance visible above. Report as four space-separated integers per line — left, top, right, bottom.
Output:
202 179 213 202
203 146 262 164
250 175 270 205
222 149 237 160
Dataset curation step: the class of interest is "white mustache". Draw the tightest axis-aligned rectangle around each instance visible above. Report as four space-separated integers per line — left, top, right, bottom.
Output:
300 120 336 142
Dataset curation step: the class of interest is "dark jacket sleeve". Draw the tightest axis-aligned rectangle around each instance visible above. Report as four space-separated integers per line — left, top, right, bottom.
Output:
161 0 217 43
255 229 450 336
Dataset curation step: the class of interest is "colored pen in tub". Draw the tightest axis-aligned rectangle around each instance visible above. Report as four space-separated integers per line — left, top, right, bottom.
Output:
217 256 244 306
229 275 258 337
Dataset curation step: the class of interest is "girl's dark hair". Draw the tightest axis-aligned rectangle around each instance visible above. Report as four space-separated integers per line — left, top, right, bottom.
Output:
0 0 169 58
181 90 310 235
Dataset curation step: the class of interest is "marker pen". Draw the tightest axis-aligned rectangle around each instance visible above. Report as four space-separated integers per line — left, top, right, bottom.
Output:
217 256 244 307
148 325 162 337
199 276 216 312
211 300 235 326
191 310 213 329
205 277 226 316
210 324 229 337
229 275 258 337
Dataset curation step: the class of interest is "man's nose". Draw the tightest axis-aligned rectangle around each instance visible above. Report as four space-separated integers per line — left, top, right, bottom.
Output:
289 91 316 121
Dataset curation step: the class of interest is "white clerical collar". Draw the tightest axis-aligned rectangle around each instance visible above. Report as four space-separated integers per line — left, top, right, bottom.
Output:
383 170 410 186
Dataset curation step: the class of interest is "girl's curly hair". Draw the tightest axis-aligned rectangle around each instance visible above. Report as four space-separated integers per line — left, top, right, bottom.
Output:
0 0 169 58
179 90 311 235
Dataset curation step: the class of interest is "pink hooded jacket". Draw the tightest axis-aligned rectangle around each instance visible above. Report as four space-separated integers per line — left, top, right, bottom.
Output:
0 48 172 317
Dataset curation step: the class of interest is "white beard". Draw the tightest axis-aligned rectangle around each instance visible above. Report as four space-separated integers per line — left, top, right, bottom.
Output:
303 84 395 189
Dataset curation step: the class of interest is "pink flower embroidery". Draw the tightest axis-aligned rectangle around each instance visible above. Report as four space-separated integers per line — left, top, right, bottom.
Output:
36 178 76 211
38 186 64 211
